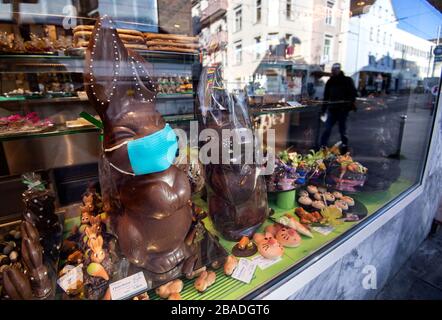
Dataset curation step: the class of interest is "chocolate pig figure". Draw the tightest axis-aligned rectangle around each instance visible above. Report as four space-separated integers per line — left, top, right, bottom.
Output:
84 16 193 278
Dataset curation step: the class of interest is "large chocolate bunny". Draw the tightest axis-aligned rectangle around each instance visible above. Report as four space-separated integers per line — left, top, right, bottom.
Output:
84 16 193 278
197 65 268 241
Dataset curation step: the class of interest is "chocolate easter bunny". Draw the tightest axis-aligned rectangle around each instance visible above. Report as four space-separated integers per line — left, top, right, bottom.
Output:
197 65 268 241
21 228 52 298
84 16 193 278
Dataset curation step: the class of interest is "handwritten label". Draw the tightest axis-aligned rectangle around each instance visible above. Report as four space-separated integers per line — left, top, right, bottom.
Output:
77 91 88 101
231 258 257 284
251 255 282 270
109 272 148 300
57 264 83 293
312 225 335 235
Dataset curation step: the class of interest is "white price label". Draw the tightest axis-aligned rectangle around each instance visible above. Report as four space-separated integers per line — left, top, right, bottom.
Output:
251 255 282 270
109 272 148 300
231 258 257 284
312 225 335 235
57 264 83 293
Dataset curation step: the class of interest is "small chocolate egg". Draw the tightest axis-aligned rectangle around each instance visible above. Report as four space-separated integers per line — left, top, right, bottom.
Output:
13 231 21 240
9 251 18 263
3 244 13 255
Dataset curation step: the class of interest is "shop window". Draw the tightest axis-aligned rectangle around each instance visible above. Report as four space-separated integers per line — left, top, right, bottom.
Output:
255 0 262 24
326 1 334 25
286 0 293 20
234 41 242 64
0 0 440 303
255 36 262 60
323 34 333 61
234 6 242 32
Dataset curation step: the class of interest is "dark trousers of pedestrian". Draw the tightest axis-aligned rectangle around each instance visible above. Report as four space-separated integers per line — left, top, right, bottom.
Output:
320 110 349 148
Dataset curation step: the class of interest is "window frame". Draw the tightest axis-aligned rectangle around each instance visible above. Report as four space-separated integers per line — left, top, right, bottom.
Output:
234 6 242 33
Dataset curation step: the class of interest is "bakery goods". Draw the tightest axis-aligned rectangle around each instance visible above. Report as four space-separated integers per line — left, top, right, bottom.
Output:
312 200 326 210
73 25 148 50
144 32 199 53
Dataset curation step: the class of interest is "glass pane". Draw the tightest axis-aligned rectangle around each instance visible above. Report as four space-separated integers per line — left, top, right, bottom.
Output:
0 0 441 301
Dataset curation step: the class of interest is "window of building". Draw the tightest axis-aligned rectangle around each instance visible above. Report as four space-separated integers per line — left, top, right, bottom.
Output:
234 6 242 32
286 0 293 20
383 32 386 45
255 0 262 24
325 1 334 25
255 36 261 60
376 28 380 43
323 34 333 61
234 41 242 64
370 27 374 41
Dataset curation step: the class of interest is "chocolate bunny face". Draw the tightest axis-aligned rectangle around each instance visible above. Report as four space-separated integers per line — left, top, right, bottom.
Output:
84 16 192 274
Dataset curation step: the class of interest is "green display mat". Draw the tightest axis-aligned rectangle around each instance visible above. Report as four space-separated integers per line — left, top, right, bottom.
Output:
63 178 412 300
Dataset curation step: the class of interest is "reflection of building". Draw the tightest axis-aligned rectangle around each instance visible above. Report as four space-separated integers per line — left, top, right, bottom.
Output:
193 0 350 93
345 0 435 94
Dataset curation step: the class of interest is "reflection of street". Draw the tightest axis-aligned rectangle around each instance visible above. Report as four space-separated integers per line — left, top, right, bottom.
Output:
326 92 435 191
282 92 435 192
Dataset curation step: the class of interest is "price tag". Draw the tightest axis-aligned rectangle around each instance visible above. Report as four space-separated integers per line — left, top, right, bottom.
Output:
77 91 89 101
251 255 282 270
57 264 83 293
109 272 148 300
312 225 334 235
231 258 257 284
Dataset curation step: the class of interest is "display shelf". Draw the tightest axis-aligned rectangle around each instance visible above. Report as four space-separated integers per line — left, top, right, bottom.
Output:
59 178 413 300
0 124 99 142
0 94 193 106
0 96 87 106
0 114 196 142
0 50 198 74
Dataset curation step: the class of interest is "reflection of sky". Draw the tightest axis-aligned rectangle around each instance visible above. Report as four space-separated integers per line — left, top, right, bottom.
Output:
0 0 158 31
392 0 442 40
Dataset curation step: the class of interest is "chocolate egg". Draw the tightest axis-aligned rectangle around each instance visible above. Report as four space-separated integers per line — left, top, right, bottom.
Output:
3 244 13 255
9 251 18 263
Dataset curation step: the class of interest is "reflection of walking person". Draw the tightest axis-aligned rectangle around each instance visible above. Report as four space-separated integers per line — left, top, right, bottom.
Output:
320 63 357 153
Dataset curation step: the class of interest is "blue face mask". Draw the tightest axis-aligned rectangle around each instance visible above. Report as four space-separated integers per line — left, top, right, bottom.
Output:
104 124 178 176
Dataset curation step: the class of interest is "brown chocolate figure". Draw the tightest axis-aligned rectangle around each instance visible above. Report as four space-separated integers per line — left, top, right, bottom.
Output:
2 222 52 300
84 16 193 278
197 65 268 241
3 267 33 300
21 226 52 299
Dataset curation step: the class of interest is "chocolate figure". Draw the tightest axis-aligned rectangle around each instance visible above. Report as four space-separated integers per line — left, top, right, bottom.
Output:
84 16 193 278
197 65 268 241
2 222 52 300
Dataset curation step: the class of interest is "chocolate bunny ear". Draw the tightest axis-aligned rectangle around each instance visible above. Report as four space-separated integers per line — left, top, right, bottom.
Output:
84 15 157 115
21 220 40 243
3 267 33 300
